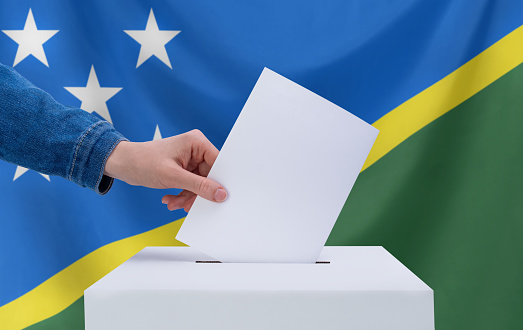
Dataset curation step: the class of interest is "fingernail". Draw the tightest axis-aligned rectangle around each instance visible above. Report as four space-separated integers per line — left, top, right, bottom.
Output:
214 188 227 202
162 197 168 204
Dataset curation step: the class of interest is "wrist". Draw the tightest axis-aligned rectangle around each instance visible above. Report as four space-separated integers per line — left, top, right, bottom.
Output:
104 140 133 181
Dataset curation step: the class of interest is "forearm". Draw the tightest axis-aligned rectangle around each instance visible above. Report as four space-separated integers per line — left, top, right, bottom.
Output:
0 63 127 194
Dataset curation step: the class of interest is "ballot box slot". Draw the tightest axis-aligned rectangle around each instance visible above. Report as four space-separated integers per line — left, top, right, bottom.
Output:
195 261 331 264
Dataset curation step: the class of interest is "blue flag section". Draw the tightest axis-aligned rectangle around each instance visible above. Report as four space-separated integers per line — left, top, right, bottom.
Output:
1 0 523 329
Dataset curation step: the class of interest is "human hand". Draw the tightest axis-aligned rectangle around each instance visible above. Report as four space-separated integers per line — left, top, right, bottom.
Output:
104 129 227 212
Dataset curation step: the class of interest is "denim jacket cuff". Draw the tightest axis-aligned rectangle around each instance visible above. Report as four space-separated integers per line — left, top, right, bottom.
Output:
68 121 128 195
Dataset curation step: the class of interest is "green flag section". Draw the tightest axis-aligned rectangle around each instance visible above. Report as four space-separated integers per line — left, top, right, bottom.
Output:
24 298 84 330
327 62 523 329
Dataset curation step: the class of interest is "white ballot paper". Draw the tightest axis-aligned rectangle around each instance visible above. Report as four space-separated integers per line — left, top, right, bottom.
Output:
176 68 379 263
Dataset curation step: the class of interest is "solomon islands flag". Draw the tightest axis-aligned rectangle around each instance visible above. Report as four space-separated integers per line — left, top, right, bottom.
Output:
0 0 522 329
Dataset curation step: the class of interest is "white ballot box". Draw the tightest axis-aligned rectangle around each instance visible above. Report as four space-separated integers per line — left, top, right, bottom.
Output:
84 247 434 330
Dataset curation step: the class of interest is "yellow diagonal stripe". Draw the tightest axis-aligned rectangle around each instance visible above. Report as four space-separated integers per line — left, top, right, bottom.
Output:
0 219 186 330
363 24 523 172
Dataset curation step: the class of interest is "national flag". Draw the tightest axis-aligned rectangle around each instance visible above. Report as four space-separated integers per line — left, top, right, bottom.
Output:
0 1 522 329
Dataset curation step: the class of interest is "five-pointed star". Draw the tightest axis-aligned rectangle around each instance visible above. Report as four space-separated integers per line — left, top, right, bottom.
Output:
2 8 59 67
124 9 180 69
64 66 122 124
13 166 50 182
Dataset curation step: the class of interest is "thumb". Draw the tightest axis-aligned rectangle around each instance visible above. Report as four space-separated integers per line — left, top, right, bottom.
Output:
177 170 227 203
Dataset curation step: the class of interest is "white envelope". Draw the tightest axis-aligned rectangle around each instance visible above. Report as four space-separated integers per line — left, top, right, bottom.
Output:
176 68 379 263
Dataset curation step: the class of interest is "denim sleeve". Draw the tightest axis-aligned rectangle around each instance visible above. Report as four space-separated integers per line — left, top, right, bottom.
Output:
0 63 128 195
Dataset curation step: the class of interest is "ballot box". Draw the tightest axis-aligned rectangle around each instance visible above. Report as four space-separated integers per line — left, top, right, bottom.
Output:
84 246 434 330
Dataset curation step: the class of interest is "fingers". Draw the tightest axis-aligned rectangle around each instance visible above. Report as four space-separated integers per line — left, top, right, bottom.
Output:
161 130 226 212
162 191 195 211
162 194 182 211
183 195 197 212
162 189 211 212
197 161 212 177
188 129 219 169
202 141 219 168
176 169 227 203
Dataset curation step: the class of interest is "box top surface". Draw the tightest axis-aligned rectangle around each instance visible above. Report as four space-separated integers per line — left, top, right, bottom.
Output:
86 247 431 292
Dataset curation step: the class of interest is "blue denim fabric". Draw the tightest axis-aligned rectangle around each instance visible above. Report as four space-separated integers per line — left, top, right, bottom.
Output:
0 63 127 194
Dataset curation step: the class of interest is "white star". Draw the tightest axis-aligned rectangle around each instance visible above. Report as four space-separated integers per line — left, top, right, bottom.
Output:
2 8 58 67
153 125 162 141
13 166 50 182
124 9 180 69
64 66 122 124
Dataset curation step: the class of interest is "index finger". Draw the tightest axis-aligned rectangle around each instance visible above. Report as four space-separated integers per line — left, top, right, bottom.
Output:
199 136 219 169
187 129 219 175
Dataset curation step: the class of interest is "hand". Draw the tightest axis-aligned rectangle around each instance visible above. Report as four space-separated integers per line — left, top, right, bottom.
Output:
104 129 227 212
